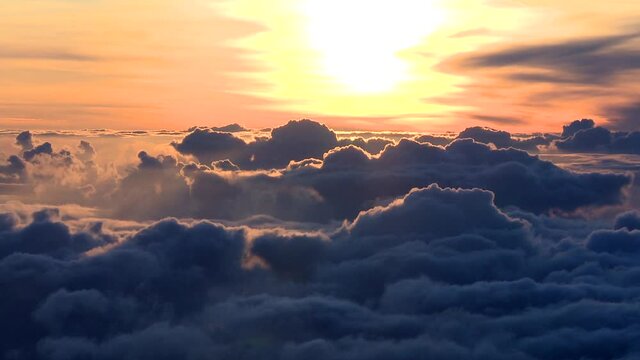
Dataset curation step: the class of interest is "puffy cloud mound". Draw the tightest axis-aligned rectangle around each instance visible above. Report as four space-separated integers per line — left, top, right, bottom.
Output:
0 132 113 206
172 119 339 169
110 136 631 222
171 128 249 165
292 138 630 219
456 126 551 151
173 119 396 169
562 119 595 138
15 131 34 151
415 134 453 146
3 184 640 359
555 119 640 154
614 210 640 231
337 137 393 155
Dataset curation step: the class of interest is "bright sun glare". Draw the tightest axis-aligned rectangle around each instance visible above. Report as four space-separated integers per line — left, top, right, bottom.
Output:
300 0 446 93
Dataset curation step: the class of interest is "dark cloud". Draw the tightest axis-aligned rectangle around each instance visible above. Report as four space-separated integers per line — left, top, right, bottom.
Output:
76 141 96 163
414 134 453 146
471 114 527 125
23 142 54 161
3 183 640 359
112 136 631 223
614 210 640 231
294 139 629 218
456 126 551 151
605 102 640 131
555 120 640 154
457 31 640 85
0 155 26 184
0 47 101 62
337 137 393 155
173 119 394 169
416 126 556 152
171 129 249 166
587 229 640 254
561 119 595 138
212 123 247 132
15 131 34 151
211 159 240 171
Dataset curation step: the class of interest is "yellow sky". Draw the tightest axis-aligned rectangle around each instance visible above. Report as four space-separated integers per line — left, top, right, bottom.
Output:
1 0 639 131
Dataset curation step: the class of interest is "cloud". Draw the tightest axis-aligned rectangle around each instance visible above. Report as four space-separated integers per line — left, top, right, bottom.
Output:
0 47 101 62
470 114 527 126
614 210 640 231
171 129 249 166
110 137 631 223
2 183 640 358
121 135 631 222
457 31 640 85
211 123 247 132
337 137 393 155
555 119 640 154
0 155 26 184
173 119 393 169
415 134 453 146
561 119 595 138
0 132 115 207
15 131 33 151
604 102 640 131
456 126 551 151
1 120 632 225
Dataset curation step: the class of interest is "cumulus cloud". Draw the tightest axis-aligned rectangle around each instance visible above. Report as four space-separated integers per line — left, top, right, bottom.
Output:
456 126 552 151
3 118 640 359
3 183 640 359
173 119 395 170
555 119 640 154
414 134 453 146
15 131 34 151
0 132 116 206
108 137 631 222
562 119 595 138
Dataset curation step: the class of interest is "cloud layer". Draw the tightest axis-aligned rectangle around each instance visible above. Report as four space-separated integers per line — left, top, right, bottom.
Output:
2 184 640 359
2 118 640 359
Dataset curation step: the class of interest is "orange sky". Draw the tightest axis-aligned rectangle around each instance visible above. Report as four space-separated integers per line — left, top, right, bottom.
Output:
1 0 639 132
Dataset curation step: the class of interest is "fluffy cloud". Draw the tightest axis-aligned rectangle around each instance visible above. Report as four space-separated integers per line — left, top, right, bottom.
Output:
108 137 631 222
0 132 117 207
15 131 34 151
173 119 394 170
562 119 595 138
172 119 339 169
555 119 640 154
456 127 552 151
3 183 640 359
415 127 554 152
2 120 632 226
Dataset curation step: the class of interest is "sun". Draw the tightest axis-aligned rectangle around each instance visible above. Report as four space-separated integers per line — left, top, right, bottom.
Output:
300 0 446 93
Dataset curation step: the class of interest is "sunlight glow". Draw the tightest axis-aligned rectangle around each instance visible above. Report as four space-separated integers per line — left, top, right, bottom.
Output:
300 0 446 93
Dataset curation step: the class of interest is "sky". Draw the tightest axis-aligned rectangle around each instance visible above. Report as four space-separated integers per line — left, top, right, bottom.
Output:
2 0 640 131
4 2 640 357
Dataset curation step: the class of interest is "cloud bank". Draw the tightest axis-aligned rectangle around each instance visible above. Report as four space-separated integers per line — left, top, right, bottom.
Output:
2 183 640 359
2 118 640 359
